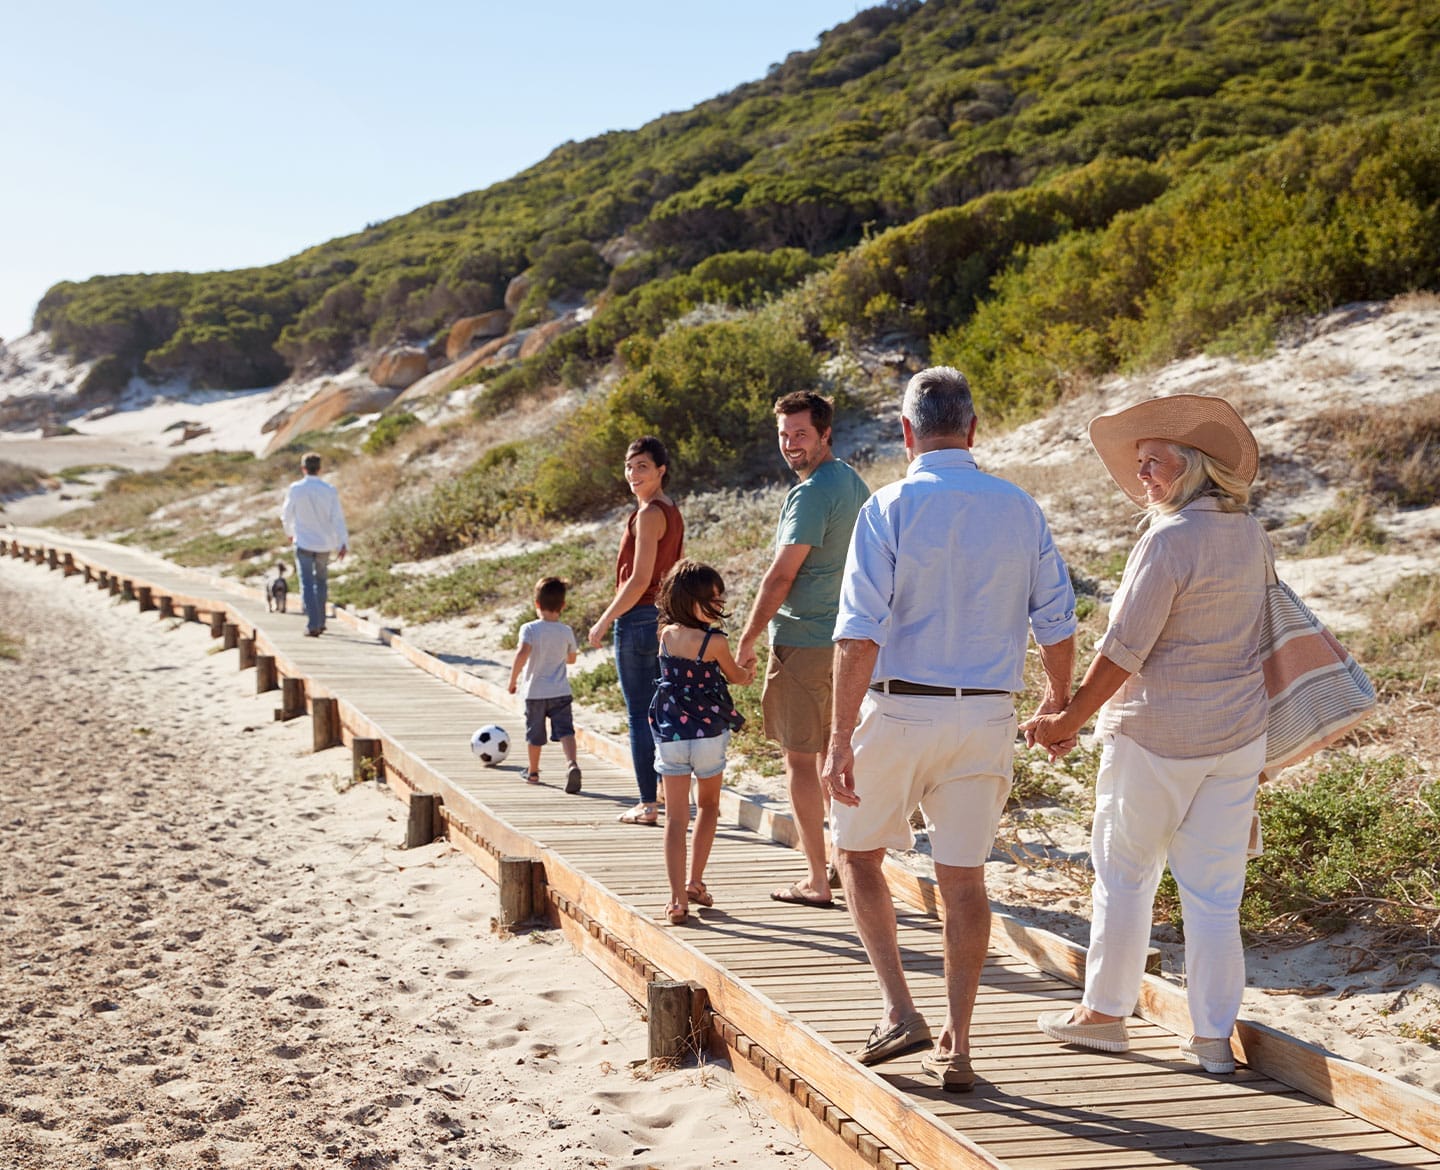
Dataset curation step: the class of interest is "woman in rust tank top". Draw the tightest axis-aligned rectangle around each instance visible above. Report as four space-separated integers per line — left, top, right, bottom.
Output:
587 436 685 825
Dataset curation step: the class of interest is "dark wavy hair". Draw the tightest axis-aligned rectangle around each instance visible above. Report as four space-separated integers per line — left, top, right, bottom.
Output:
657 559 729 630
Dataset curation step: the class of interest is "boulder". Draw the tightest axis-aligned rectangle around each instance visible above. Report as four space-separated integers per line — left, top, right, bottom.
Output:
445 311 512 362
394 334 516 406
503 272 533 314
262 381 402 456
371 346 430 389
517 314 583 361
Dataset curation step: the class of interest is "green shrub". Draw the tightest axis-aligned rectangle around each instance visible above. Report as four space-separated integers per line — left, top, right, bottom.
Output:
0 460 45 498
364 440 541 562
0 629 20 662
531 316 818 518
362 411 422 455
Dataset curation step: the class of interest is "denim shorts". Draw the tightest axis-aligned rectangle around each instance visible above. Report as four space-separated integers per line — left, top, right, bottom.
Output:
654 730 730 778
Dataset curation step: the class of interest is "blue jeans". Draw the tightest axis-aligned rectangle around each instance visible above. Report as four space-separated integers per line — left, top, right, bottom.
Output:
294 548 331 633
614 604 660 803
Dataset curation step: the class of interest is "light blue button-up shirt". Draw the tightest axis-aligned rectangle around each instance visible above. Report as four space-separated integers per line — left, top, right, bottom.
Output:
834 448 1075 692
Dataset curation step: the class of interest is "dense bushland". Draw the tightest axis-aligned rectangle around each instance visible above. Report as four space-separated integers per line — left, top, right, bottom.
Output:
29 0 1440 391
936 112 1440 416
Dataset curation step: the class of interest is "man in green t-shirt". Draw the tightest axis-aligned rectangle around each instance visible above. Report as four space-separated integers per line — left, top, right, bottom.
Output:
737 391 870 908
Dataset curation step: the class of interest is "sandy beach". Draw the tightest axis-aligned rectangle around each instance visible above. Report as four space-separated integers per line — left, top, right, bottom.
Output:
0 553 814 1169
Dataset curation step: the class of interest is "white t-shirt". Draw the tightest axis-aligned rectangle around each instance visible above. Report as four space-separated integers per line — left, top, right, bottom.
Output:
518 619 577 700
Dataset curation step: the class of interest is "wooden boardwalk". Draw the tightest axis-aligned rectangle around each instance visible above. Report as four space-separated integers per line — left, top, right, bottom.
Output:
7 529 1439 1170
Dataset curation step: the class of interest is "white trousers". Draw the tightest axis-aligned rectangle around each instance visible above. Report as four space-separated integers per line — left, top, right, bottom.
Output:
1083 731 1265 1039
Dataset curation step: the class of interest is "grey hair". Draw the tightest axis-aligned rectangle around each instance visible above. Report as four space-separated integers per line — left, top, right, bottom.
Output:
901 366 976 439
1144 442 1251 524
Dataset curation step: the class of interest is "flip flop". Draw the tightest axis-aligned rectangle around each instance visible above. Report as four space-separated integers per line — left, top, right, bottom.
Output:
770 883 834 908
618 805 659 826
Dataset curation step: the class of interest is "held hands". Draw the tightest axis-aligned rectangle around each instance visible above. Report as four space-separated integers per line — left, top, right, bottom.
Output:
1019 706 1079 762
587 620 610 650
736 637 759 679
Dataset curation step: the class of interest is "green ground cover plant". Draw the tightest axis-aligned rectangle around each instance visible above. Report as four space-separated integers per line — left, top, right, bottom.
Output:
0 628 20 661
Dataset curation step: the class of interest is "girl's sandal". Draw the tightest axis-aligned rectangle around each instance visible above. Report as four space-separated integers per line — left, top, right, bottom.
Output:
685 881 714 908
666 901 688 925
525 771 541 785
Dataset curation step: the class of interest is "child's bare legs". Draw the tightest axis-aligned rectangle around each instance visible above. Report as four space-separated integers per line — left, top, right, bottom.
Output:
688 774 722 892
560 734 577 767
663 773 692 910
526 743 541 782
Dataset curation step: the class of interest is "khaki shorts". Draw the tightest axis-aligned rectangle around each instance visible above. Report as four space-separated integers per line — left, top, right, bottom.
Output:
761 643 835 754
830 691 1016 867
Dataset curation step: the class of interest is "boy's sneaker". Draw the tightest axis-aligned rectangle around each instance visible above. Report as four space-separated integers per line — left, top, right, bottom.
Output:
1180 1036 1236 1074
565 762 582 794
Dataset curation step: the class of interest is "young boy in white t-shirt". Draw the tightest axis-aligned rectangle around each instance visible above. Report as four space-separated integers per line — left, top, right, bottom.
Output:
508 576 582 792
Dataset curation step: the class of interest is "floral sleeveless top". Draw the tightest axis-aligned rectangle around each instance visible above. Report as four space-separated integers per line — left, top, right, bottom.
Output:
648 628 746 742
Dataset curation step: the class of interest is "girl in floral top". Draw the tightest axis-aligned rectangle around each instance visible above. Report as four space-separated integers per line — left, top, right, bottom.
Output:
649 560 754 925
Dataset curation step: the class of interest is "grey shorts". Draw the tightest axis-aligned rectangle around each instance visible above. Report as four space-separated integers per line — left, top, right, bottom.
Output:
525 696 575 746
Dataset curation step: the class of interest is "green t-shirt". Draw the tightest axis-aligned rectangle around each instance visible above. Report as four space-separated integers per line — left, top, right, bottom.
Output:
769 458 871 649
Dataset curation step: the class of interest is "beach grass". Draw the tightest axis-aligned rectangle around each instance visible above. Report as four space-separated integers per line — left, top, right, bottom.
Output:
0 628 20 661
0 459 45 498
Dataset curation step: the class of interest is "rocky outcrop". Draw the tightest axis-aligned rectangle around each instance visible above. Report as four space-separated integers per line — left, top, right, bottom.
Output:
261 381 402 456
371 347 430 389
503 272 533 314
518 315 582 360
445 311 512 362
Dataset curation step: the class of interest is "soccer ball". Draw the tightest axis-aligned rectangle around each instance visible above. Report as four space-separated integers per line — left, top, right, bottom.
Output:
470 724 510 766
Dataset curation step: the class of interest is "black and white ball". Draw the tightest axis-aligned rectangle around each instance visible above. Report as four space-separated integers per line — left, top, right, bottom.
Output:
470 724 510 766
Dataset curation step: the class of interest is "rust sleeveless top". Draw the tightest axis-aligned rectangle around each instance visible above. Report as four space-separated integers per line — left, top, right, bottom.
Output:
615 497 684 609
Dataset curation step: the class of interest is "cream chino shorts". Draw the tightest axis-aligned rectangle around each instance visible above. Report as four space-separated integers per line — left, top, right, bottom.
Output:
831 691 1015 868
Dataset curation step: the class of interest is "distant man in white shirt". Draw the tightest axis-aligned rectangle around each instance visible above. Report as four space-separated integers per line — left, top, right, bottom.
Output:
280 452 349 637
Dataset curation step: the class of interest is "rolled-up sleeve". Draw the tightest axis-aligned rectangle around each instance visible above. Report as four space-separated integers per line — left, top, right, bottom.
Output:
1028 518 1077 647
833 499 892 646
1096 533 1178 673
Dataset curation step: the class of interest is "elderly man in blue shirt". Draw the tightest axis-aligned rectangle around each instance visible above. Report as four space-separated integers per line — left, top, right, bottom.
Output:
824 366 1077 1092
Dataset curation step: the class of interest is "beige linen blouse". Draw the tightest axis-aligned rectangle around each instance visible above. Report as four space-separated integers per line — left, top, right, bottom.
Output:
1093 497 1268 758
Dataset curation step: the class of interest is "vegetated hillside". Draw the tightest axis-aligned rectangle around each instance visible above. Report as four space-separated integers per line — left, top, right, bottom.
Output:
31 0 1440 400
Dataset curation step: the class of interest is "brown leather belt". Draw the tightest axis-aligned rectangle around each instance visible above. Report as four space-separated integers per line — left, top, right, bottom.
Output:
869 680 1010 697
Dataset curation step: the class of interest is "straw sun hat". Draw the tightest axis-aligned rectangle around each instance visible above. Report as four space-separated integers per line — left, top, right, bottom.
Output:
1088 394 1258 504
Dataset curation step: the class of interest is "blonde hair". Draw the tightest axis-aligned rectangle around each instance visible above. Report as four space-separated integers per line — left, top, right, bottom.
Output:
1144 442 1251 524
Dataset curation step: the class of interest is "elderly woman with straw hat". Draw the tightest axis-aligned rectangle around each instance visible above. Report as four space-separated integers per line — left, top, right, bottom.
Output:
1023 394 1268 1076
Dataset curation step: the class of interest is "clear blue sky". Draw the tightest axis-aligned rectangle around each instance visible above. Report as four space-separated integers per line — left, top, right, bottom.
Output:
0 0 870 344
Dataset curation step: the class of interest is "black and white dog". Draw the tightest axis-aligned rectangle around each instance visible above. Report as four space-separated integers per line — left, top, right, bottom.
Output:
267 564 289 613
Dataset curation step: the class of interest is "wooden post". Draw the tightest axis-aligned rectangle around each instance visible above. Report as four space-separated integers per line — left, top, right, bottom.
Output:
222 622 238 649
46 548 58 570
136 585 154 611
82 564 94 583
157 595 174 618
311 696 341 751
180 604 197 622
208 611 225 637
648 981 695 1063
255 654 277 693
497 855 535 923
120 579 135 601
1145 946 1163 974
352 737 382 785
109 577 121 596
62 553 77 576
276 676 306 721
405 793 441 849
237 635 256 669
